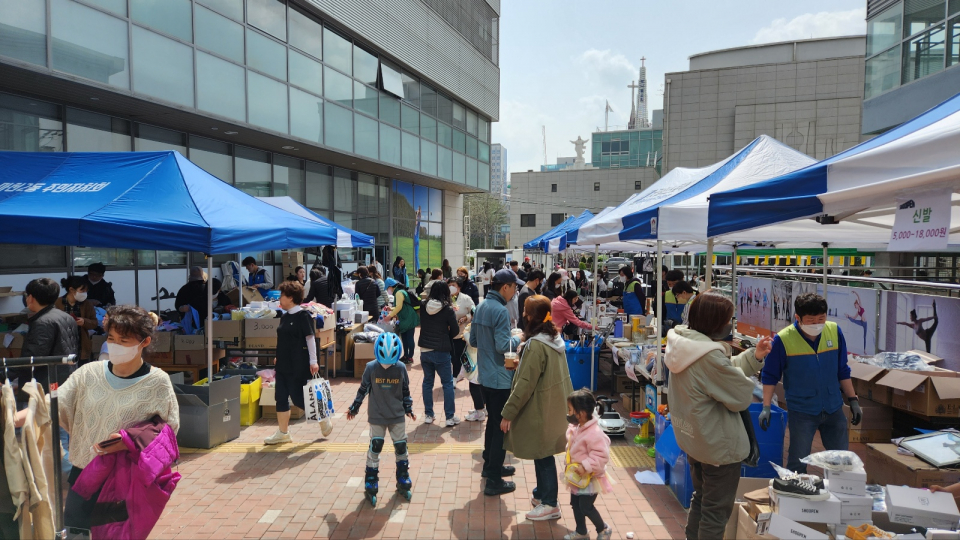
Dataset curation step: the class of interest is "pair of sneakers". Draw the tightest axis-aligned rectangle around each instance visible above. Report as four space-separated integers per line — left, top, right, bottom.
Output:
465 409 487 422
424 415 462 427
562 525 613 540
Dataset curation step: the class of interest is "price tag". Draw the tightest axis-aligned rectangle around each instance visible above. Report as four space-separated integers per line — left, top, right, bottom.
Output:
888 189 952 251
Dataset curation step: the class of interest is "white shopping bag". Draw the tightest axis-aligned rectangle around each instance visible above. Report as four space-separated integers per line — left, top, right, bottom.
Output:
460 328 479 384
303 376 336 437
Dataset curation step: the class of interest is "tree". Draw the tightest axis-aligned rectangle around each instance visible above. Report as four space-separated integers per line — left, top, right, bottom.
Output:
464 194 508 249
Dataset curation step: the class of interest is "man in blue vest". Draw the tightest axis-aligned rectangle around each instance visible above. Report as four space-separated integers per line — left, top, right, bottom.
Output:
242 256 273 300
759 293 862 473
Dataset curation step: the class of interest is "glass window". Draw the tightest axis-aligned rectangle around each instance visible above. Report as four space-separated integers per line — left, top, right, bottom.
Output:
466 135 478 158
467 109 478 136
436 94 453 124
134 123 186 152
865 44 901 98
0 244 65 270
333 167 355 212
428 188 442 222
0 0 46 66
290 50 323 93
452 101 465 129
438 146 452 180
414 184 428 216
138 251 187 267
400 70 419 107
195 5 243 63
478 141 490 162
323 26 352 74
189 136 233 182
324 102 352 152
354 82 378 117
0 93 62 152
235 145 271 196
437 122 452 147
305 161 331 209
289 88 323 143
66 108 130 152
392 179 414 218
380 123 400 165
132 28 194 107
903 25 946 83
953 0 960 15
131 0 192 42
354 45 378 85
358 174 377 214
905 0 946 37
380 93 400 126
401 103 419 132
868 3 904 56
51 0 129 88
273 155 303 200
198 0 241 20
288 6 322 59
354 113 378 159
76 247 135 267
401 131 419 170
247 71 288 133
478 117 489 142
421 140 437 175
949 15 960 66
466 157 478 187
246 28 287 80
196 52 246 121
421 83 437 116
83 0 127 15
247 0 286 41
478 163 490 190
452 152 465 183
334 212 354 229
381 62 403 98
324 66 352 107
420 113 437 142
453 129 466 153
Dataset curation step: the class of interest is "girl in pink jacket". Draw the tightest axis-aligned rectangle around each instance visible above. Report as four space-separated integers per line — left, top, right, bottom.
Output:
563 390 613 540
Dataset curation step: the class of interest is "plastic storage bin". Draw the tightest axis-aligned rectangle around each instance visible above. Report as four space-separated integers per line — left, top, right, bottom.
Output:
741 402 788 478
565 339 602 391
669 452 693 509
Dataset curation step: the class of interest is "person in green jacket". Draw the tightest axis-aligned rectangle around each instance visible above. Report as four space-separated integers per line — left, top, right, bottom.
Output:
501 295 574 523
663 290 772 540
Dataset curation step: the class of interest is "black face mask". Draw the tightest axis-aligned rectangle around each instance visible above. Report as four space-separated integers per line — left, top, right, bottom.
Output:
566 414 580 425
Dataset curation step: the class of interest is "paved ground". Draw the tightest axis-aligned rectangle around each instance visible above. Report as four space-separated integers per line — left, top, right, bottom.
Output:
150 346 690 540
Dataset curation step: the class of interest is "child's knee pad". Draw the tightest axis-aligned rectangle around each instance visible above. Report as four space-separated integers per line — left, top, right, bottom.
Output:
370 437 384 454
393 440 407 455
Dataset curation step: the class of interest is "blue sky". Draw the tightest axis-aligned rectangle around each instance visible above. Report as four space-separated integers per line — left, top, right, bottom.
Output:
496 0 866 174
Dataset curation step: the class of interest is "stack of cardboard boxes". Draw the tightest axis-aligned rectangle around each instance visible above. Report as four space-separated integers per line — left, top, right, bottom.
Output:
281 251 305 283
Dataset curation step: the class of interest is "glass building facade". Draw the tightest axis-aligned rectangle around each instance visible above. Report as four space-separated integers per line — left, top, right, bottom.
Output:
865 0 960 99
591 129 663 169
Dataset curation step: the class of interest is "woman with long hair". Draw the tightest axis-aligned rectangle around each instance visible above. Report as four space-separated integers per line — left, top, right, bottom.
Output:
392 257 408 286
56 275 97 364
418 281 461 426
543 272 563 301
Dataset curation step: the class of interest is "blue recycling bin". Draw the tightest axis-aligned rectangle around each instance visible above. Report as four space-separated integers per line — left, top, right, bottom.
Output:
741 402 788 478
654 412 671 484
564 338 602 391
669 452 694 509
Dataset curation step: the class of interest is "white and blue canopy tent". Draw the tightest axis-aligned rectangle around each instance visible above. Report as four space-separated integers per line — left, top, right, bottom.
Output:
258 196 375 248
541 209 595 253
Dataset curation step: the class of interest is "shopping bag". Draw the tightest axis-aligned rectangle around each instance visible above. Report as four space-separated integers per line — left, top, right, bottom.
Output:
460 328 479 383
303 376 336 421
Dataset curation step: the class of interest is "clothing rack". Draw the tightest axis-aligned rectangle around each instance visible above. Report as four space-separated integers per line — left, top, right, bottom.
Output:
1 354 76 538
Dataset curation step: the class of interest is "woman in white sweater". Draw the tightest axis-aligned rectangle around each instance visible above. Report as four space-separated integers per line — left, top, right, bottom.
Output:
60 305 179 531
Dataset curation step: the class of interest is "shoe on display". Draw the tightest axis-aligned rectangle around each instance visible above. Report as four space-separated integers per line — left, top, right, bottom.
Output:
525 504 561 521
481 466 516 478
424 415 435 424
562 532 590 540
845 523 895 540
798 474 825 491
264 429 292 445
483 480 517 496
770 475 829 501
465 409 487 422
445 416 462 427
597 525 613 540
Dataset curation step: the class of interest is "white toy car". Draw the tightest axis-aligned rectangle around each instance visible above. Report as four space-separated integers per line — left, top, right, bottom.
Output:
595 396 626 437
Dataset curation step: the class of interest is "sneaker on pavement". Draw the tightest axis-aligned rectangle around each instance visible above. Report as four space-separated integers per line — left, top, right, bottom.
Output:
526 504 561 521
597 524 613 540
483 480 516 496
465 409 487 422
770 475 829 501
263 429 292 445
530 497 541 508
562 532 590 540
424 415 435 424
446 416 462 427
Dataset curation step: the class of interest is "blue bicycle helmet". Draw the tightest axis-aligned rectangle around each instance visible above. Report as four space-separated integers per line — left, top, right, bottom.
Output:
374 332 403 365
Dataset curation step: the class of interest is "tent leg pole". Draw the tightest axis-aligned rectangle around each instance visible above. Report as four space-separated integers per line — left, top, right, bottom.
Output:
237 254 244 310
732 244 739 323
68 246 74 277
208 255 214 383
823 242 829 302
656 240 663 387
705 238 714 289
155 250 160 315
591 243 598 392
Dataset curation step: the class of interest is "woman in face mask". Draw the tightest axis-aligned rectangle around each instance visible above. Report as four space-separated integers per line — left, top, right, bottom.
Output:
499 295 574 522
56 275 98 364
59 305 179 532
456 266 480 306
447 278 475 381
543 272 563 301
662 291 773 540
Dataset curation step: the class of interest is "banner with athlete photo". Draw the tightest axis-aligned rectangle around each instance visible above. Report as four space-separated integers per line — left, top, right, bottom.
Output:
770 280 817 333
814 285 878 356
736 277 773 337
879 292 960 371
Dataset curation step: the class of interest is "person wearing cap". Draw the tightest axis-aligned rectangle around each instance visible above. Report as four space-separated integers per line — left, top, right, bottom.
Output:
469 268 523 496
84 262 116 307
175 267 226 323
242 256 273 299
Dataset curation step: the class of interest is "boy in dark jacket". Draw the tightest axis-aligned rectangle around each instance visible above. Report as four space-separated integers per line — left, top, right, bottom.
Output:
22 277 77 388
347 332 416 506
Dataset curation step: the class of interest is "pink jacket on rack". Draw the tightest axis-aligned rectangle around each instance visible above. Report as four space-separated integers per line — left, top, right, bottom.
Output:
565 418 613 494
72 416 181 540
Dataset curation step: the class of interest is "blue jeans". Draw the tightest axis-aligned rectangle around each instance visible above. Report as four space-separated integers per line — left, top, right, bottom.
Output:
787 407 849 473
420 351 455 420
400 329 416 361
60 427 72 473
532 456 559 507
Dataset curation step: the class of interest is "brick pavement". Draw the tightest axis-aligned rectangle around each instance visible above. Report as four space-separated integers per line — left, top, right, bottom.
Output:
150 343 690 540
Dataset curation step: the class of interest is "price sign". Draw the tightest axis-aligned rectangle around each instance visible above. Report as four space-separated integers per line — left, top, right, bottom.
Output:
888 190 952 251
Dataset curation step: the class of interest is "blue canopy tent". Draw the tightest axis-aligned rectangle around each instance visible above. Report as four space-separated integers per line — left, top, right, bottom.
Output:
523 214 577 250
258 196 375 248
541 209 594 253
0 150 353 388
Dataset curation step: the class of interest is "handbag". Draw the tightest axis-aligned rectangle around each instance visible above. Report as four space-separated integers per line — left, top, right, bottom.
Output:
459 328 479 383
303 375 336 436
740 409 760 468
564 446 593 489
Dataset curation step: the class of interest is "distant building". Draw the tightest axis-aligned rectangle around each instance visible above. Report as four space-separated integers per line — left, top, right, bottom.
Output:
540 156 576 172
491 143 509 204
591 126 663 170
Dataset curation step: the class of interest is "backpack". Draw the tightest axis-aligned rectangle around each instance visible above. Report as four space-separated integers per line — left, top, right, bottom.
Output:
395 289 420 334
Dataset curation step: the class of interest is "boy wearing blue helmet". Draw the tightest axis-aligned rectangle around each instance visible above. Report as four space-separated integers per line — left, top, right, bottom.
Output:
347 332 417 506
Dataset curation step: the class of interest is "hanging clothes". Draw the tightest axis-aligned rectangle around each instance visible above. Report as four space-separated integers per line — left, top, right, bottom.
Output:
1 383 27 532
17 381 56 540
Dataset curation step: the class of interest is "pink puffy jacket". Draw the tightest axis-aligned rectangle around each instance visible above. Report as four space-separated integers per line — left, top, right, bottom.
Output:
72 416 181 540
565 418 613 494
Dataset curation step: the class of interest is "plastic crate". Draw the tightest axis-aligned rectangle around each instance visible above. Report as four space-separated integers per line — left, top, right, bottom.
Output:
565 341 600 391
668 452 693 509
741 402 788 478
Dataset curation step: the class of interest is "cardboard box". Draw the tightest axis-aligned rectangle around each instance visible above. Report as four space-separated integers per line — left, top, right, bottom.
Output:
736 504 778 540
615 373 640 394
824 469 867 496
849 362 891 405
886 484 960 530
354 342 375 378
175 335 206 351
316 313 335 332
262 405 304 419
260 385 276 407
226 287 263 306
0 333 24 357
848 428 893 443
825 481 873 522
877 368 960 418
209 320 242 343
152 331 174 353
244 337 277 349
174 376 241 449
910 349 944 365
769 487 842 524
316 328 334 347
244 318 280 338
725 478 774 539
756 512 830 539
864 443 960 489
175 348 224 365
144 351 174 364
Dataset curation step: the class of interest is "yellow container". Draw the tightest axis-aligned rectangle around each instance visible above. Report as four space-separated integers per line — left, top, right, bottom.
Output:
240 399 261 426
240 376 262 404
630 315 643 334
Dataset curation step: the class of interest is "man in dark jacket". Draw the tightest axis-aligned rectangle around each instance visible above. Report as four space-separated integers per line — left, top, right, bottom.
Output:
517 270 544 331
22 277 77 388
84 262 116 307
510 261 527 281
305 267 332 307
354 267 381 316
175 266 227 322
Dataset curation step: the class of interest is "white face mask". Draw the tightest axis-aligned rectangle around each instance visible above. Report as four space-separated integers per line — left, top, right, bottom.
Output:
449 286 458 296
88 279 101 286
107 339 144 364
799 323 825 337
74 292 88 302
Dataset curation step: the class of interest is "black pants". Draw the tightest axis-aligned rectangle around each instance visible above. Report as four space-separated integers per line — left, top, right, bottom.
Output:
480 386 511 482
452 338 466 378
469 383 485 410
532 456 559 507
570 494 604 535
64 466 96 531
685 456 742 540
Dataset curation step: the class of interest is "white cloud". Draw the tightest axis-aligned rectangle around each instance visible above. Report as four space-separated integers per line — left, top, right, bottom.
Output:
574 49 639 89
752 8 866 44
